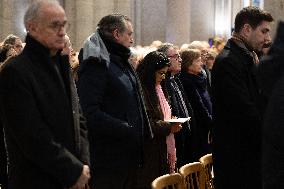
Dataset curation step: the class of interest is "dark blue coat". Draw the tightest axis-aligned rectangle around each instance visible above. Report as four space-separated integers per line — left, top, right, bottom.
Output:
179 71 212 161
77 39 151 173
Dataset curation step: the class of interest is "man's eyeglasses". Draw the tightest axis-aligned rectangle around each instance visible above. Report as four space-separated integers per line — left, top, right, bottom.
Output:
48 21 70 33
168 54 181 60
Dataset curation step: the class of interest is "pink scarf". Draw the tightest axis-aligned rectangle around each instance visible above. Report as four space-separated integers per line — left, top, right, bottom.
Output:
156 84 176 173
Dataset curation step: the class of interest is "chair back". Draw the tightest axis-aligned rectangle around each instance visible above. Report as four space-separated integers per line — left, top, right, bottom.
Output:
199 154 214 189
151 173 184 189
179 162 206 189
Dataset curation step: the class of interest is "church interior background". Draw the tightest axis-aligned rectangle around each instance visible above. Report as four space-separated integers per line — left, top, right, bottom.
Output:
1 0 284 50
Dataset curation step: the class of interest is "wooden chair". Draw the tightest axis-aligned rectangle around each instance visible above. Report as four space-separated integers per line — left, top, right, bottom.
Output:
179 162 206 189
199 154 214 189
151 173 184 189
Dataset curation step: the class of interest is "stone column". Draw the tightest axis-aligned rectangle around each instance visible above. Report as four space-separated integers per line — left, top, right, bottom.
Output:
214 0 232 39
64 0 77 49
231 0 243 29
0 0 15 40
190 0 215 42
0 0 33 41
166 0 191 46
139 0 167 46
72 0 96 50
114 0 131 17
132 0 142 45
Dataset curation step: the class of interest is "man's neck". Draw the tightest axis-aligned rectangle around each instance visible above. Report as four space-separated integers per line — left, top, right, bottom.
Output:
170 71 178 76
232 32 254 51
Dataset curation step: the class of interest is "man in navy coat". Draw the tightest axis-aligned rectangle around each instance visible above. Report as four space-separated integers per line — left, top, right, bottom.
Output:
77 14 152 189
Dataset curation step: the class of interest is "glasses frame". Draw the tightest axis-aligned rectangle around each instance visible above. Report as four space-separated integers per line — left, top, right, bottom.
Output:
47 21 70 33
168 53 181 60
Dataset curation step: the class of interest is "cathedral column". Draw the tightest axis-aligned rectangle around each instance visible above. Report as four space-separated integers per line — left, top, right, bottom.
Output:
166 0 191 46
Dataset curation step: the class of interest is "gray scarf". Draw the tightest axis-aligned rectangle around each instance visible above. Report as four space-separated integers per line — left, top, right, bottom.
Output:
82 30 110 66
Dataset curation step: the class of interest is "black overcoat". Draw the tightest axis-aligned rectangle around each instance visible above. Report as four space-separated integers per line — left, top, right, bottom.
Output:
258 21 284 189
0 35 89 189
164 75 197 166
211 39 262 189
179 71 212 161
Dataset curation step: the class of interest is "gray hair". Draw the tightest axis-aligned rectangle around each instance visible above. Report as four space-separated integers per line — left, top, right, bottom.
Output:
24 0 60 29
157 43 174 54
97 13 131 41
157 43 180 57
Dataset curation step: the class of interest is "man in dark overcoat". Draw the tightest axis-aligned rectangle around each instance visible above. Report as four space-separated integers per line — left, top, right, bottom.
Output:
258 21 284 189
157 43 197 166
211 6 273 189
0 1 90 189
77 14 153 189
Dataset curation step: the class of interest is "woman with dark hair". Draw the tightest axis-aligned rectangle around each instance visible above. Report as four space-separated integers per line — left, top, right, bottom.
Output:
136 51 182 188
179 49 212 161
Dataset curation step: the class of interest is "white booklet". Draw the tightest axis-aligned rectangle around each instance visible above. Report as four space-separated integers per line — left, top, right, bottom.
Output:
165 117 191 123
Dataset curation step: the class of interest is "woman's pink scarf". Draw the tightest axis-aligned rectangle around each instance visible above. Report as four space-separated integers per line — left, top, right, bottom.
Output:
156 84 176 173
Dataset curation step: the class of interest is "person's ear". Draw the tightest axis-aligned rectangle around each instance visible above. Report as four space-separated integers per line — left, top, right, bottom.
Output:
243 23 252 38
113 28 120 40
26 22 37 34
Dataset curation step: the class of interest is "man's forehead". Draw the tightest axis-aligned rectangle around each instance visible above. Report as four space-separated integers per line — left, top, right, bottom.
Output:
167 48 178 55
256 21 271 30
38 7 66 24
39 4 65 17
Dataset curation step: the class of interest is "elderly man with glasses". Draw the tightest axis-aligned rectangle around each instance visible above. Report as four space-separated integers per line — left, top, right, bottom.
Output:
0 1 90 189
157 43 197 167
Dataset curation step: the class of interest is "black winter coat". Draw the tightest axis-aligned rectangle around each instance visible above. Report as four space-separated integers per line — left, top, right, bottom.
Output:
179 71 212 161
258 21 284 189
0 122 7 189
0 35 89 189
211 38 262 189
164 75 197 166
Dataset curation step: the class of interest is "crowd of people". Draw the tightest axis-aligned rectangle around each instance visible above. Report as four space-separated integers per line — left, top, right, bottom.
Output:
0 0 283 189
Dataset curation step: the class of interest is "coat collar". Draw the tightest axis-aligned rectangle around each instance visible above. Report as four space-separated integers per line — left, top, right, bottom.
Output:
224 39 255 66
23 35 68 70
100 34 131 61
24 34 53 60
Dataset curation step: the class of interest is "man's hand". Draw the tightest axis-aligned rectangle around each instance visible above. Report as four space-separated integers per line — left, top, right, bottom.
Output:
70 165 90 189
